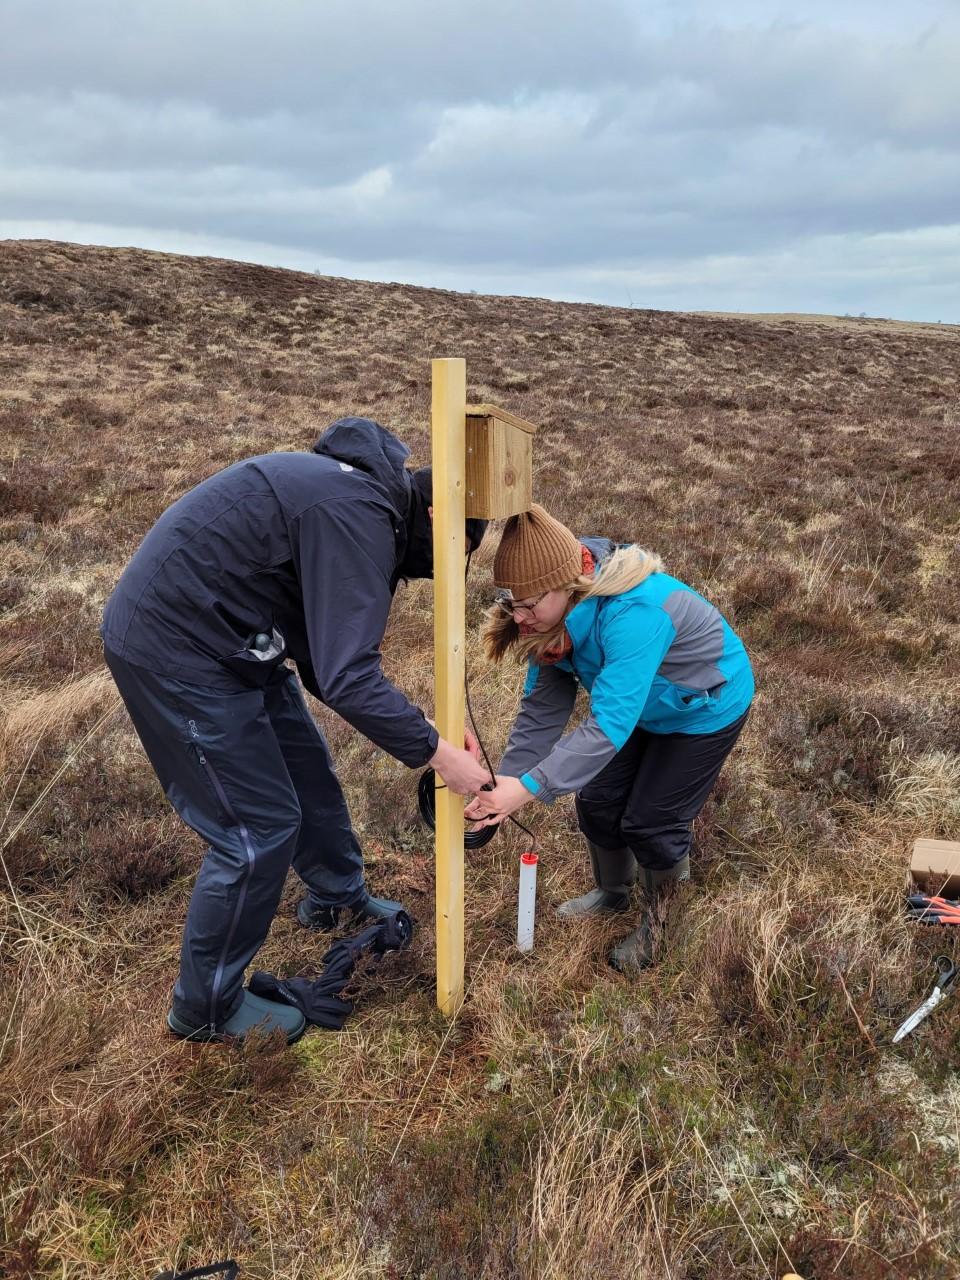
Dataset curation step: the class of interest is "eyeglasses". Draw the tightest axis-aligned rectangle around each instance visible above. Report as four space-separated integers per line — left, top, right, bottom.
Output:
495 589 548 618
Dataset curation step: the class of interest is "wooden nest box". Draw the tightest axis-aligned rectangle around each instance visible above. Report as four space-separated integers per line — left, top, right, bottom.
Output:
464 404 538 519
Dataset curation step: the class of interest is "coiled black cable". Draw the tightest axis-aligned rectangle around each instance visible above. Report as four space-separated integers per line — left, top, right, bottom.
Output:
417 767 499 849
417 548 538 852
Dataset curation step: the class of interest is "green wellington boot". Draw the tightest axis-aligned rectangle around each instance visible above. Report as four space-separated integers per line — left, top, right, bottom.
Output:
609 856 690 974
557 841 638 918
167 990 307 1044
296 890 402 931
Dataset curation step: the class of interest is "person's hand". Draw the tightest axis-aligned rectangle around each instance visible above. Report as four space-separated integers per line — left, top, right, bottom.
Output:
427 718 483 764
429 737 491 796
463 775 533 827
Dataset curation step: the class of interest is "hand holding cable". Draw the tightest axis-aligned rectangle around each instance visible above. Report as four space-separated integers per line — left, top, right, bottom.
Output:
417 546 540 854
428 734 490 796
464 776 534 828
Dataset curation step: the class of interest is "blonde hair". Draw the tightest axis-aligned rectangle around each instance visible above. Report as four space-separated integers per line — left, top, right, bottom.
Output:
481 543 665 665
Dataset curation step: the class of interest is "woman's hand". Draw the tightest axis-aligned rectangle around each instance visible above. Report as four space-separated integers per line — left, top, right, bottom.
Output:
463 775 534 827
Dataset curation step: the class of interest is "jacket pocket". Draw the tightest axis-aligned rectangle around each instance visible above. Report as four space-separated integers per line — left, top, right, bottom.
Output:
217 626 288 686
656 683 716 715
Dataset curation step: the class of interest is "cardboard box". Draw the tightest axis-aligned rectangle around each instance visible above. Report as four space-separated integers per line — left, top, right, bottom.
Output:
911 839 960 896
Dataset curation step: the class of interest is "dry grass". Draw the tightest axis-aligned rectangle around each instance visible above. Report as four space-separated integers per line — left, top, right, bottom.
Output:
1 239 959 1278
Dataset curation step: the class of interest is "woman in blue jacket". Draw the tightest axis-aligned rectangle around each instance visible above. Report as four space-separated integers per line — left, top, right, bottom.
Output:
465 504 754 972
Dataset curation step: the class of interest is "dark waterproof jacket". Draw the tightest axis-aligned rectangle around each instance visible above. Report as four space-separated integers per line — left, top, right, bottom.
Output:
102 418 441 768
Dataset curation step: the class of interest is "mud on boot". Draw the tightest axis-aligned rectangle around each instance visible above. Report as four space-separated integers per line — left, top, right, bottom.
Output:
608 856 690 975
609 916 655 973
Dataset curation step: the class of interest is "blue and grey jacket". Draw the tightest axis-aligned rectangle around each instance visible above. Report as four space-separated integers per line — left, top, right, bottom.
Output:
499 538 754 804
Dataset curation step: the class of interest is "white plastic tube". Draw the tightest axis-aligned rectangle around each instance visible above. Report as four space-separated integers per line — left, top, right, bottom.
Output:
517 851 538 952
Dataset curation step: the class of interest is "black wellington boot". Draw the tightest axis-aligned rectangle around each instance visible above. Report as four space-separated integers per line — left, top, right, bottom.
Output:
609 856 690 974
557 841 638 918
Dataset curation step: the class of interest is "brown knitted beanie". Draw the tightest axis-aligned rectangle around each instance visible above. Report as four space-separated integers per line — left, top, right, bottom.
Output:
494 504 583 598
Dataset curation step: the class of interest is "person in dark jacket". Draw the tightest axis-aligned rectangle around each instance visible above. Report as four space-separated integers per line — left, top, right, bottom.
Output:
464 505 753 972
102 417 490 1043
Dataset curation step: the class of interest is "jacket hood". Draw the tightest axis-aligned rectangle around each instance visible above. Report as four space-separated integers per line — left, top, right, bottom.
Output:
312 417 413 517
313 416 435 587
311 417 489 589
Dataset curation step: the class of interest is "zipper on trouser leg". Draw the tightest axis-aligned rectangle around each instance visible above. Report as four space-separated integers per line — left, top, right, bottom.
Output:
193 741 257 1032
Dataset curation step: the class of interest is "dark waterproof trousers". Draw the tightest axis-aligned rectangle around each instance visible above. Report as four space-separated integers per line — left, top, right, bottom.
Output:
104 648 366 1029
575 708 750 870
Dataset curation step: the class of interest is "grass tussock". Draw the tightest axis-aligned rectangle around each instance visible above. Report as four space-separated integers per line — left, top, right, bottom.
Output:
1 669 119 774
1 240 959 1277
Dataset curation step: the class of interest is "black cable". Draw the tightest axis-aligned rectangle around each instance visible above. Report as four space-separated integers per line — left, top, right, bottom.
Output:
417 548 538 852
153 1263 239 1280
418 766 499 848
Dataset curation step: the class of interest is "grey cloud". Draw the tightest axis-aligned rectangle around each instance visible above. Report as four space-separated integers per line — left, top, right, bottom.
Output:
3 0 638 111
0 92 424 181
1 0 958 318
650 23 960 144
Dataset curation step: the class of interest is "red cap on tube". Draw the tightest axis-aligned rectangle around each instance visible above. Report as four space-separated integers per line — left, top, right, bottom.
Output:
520 851 538 865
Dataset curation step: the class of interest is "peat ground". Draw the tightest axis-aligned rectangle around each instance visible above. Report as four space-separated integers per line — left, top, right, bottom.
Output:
1 240 959 1278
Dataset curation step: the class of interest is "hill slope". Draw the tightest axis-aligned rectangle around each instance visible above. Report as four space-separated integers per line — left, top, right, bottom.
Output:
1 240 959 1279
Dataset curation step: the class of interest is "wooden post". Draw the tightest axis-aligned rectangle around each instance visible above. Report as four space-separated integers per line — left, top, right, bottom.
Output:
432 357 467 1016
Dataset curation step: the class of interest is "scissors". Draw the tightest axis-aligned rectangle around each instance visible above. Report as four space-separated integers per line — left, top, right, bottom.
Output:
893 955 958 1044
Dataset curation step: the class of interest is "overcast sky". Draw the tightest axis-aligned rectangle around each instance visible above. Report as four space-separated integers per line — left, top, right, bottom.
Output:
2 0 958 320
